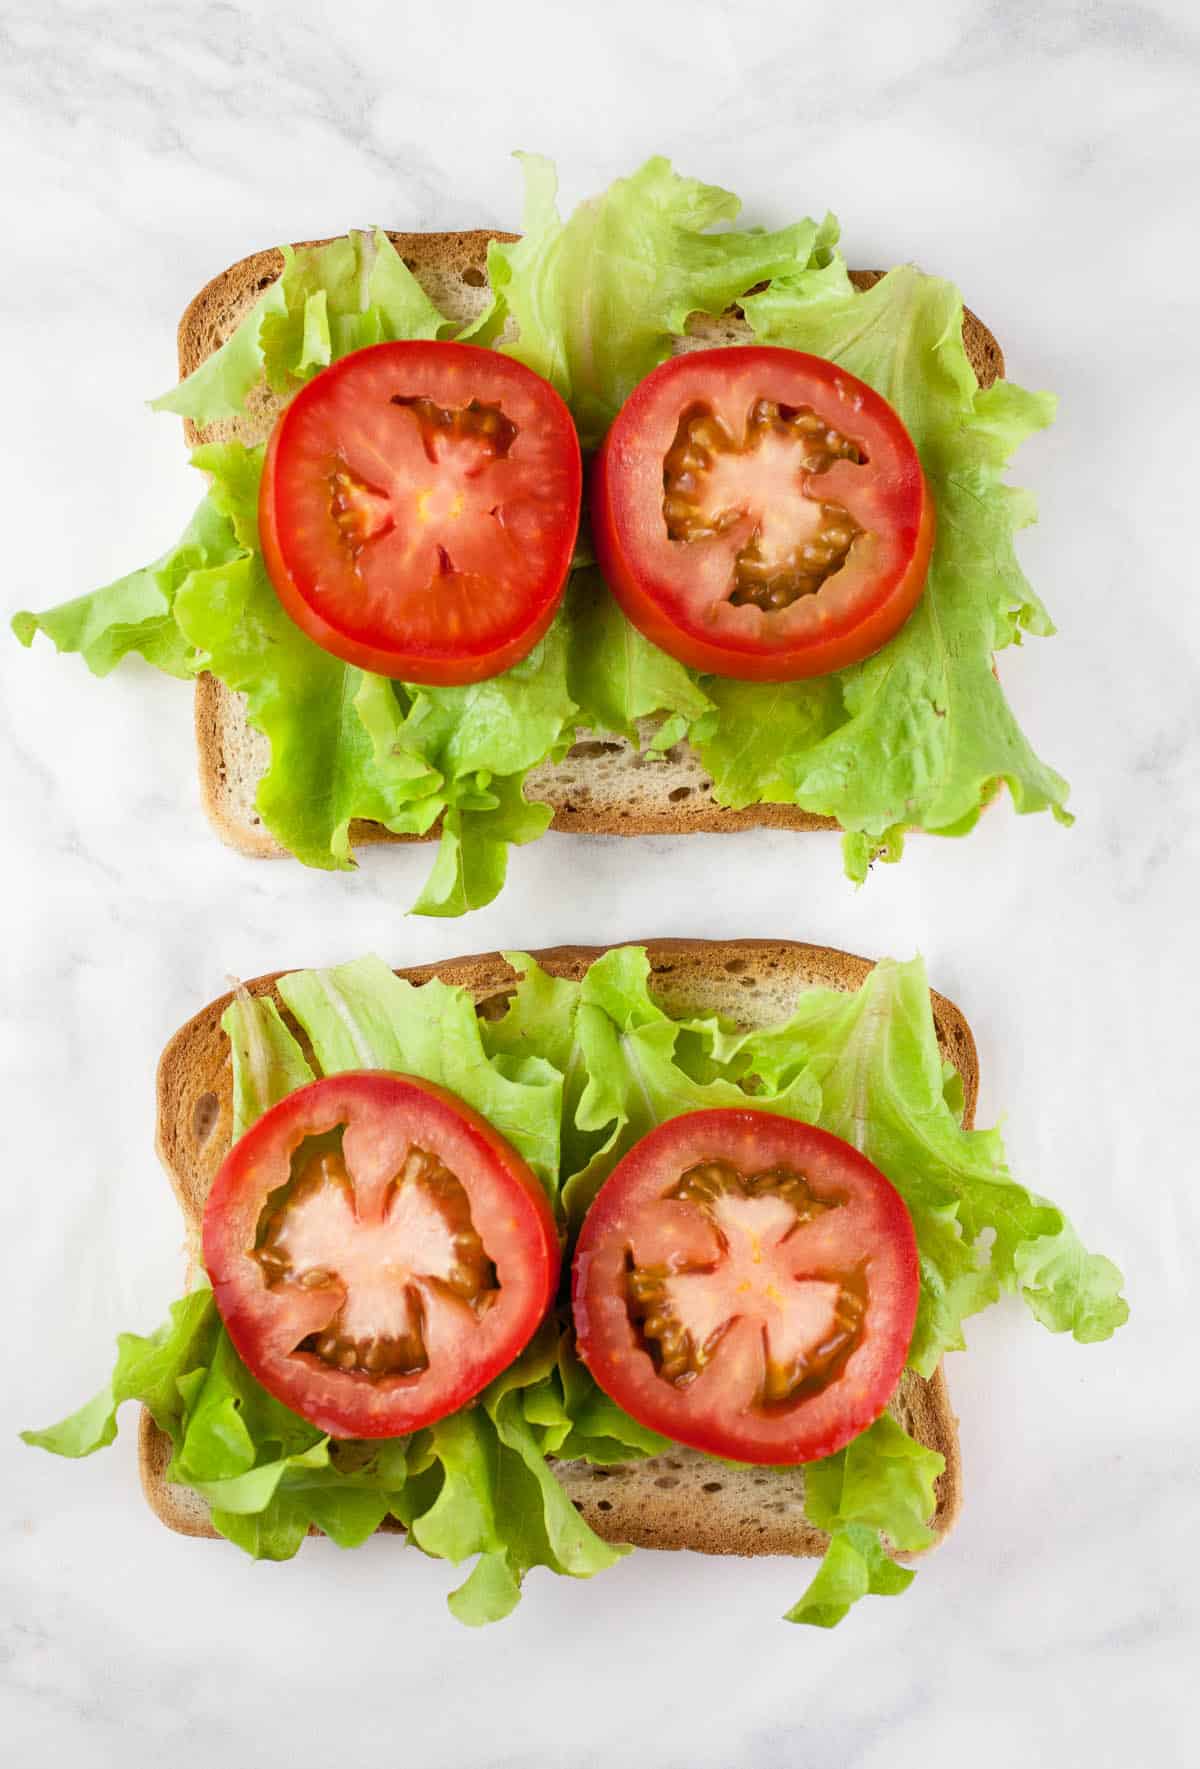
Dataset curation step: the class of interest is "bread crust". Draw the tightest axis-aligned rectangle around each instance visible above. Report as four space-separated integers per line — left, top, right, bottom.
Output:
178 235 1003 859
143 938 973 1559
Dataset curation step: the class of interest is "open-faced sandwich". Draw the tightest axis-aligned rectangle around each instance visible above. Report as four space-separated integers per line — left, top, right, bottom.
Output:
13 158 1069 914
24 940 1125 1628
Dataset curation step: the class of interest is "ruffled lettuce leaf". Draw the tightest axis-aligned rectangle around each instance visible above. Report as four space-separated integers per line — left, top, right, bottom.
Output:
562 568 714 743
173 443 451 870
785 1524 916 1628
11 496 229 679
173 1323 418 1558
21 1280 422 1564
20 1287 219 1457
385 620 577 916
473 153 832 448
690 675 843 807
786 1414 944 1627
22 1290 629 1607
553 1333 672 1462
558 945 822 1226
152 229 446 423
273 955 563 1191
479 945 1127 1372
222 989 315 1136
803 1413 944 1553
414 1329 628 1624
721 955 1129 1371
727 261 1070 876
481 950 601 1183
14 435 567 908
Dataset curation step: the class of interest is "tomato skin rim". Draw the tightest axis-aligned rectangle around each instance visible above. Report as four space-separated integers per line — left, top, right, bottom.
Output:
258 341 583 686
202 1070 561 1439
571 1110 920 1466
591 347 935 682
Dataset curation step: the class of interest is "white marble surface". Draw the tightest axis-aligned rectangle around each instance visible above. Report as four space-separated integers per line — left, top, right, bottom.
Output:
3 2 1198 1762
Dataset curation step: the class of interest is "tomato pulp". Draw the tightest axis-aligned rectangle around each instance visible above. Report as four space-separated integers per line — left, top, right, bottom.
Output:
202 1071 560 1437
572 1110 919 1464
592 347 933 680
259 341 582 685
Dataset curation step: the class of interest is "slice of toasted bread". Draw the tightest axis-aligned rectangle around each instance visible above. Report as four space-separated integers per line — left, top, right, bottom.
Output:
143 938 973 1558
179 234 1005 860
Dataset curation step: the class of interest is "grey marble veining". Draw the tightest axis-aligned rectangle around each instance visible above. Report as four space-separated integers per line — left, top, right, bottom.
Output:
3 3 1198 1764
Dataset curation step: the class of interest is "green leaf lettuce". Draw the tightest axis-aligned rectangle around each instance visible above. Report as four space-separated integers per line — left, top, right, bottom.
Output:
152 229 445 423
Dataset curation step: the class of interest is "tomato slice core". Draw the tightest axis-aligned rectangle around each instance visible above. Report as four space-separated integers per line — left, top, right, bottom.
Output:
572 1111 919 1464
254 1143 497 1378
259 342 582 685
592 348 934 681
203 1071 560 1437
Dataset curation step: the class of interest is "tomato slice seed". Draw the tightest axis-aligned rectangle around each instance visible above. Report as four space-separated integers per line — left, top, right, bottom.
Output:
252 1140 498 1378
624 1159 866 1405
661 399 866 612
203 1070 560 1438
571 1110 919 1464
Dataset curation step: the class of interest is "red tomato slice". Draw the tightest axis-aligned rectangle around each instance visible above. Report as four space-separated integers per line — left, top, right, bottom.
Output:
259 342 582 685
571 1111 918 1464
592 347 934 681
202 1071 560 1438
